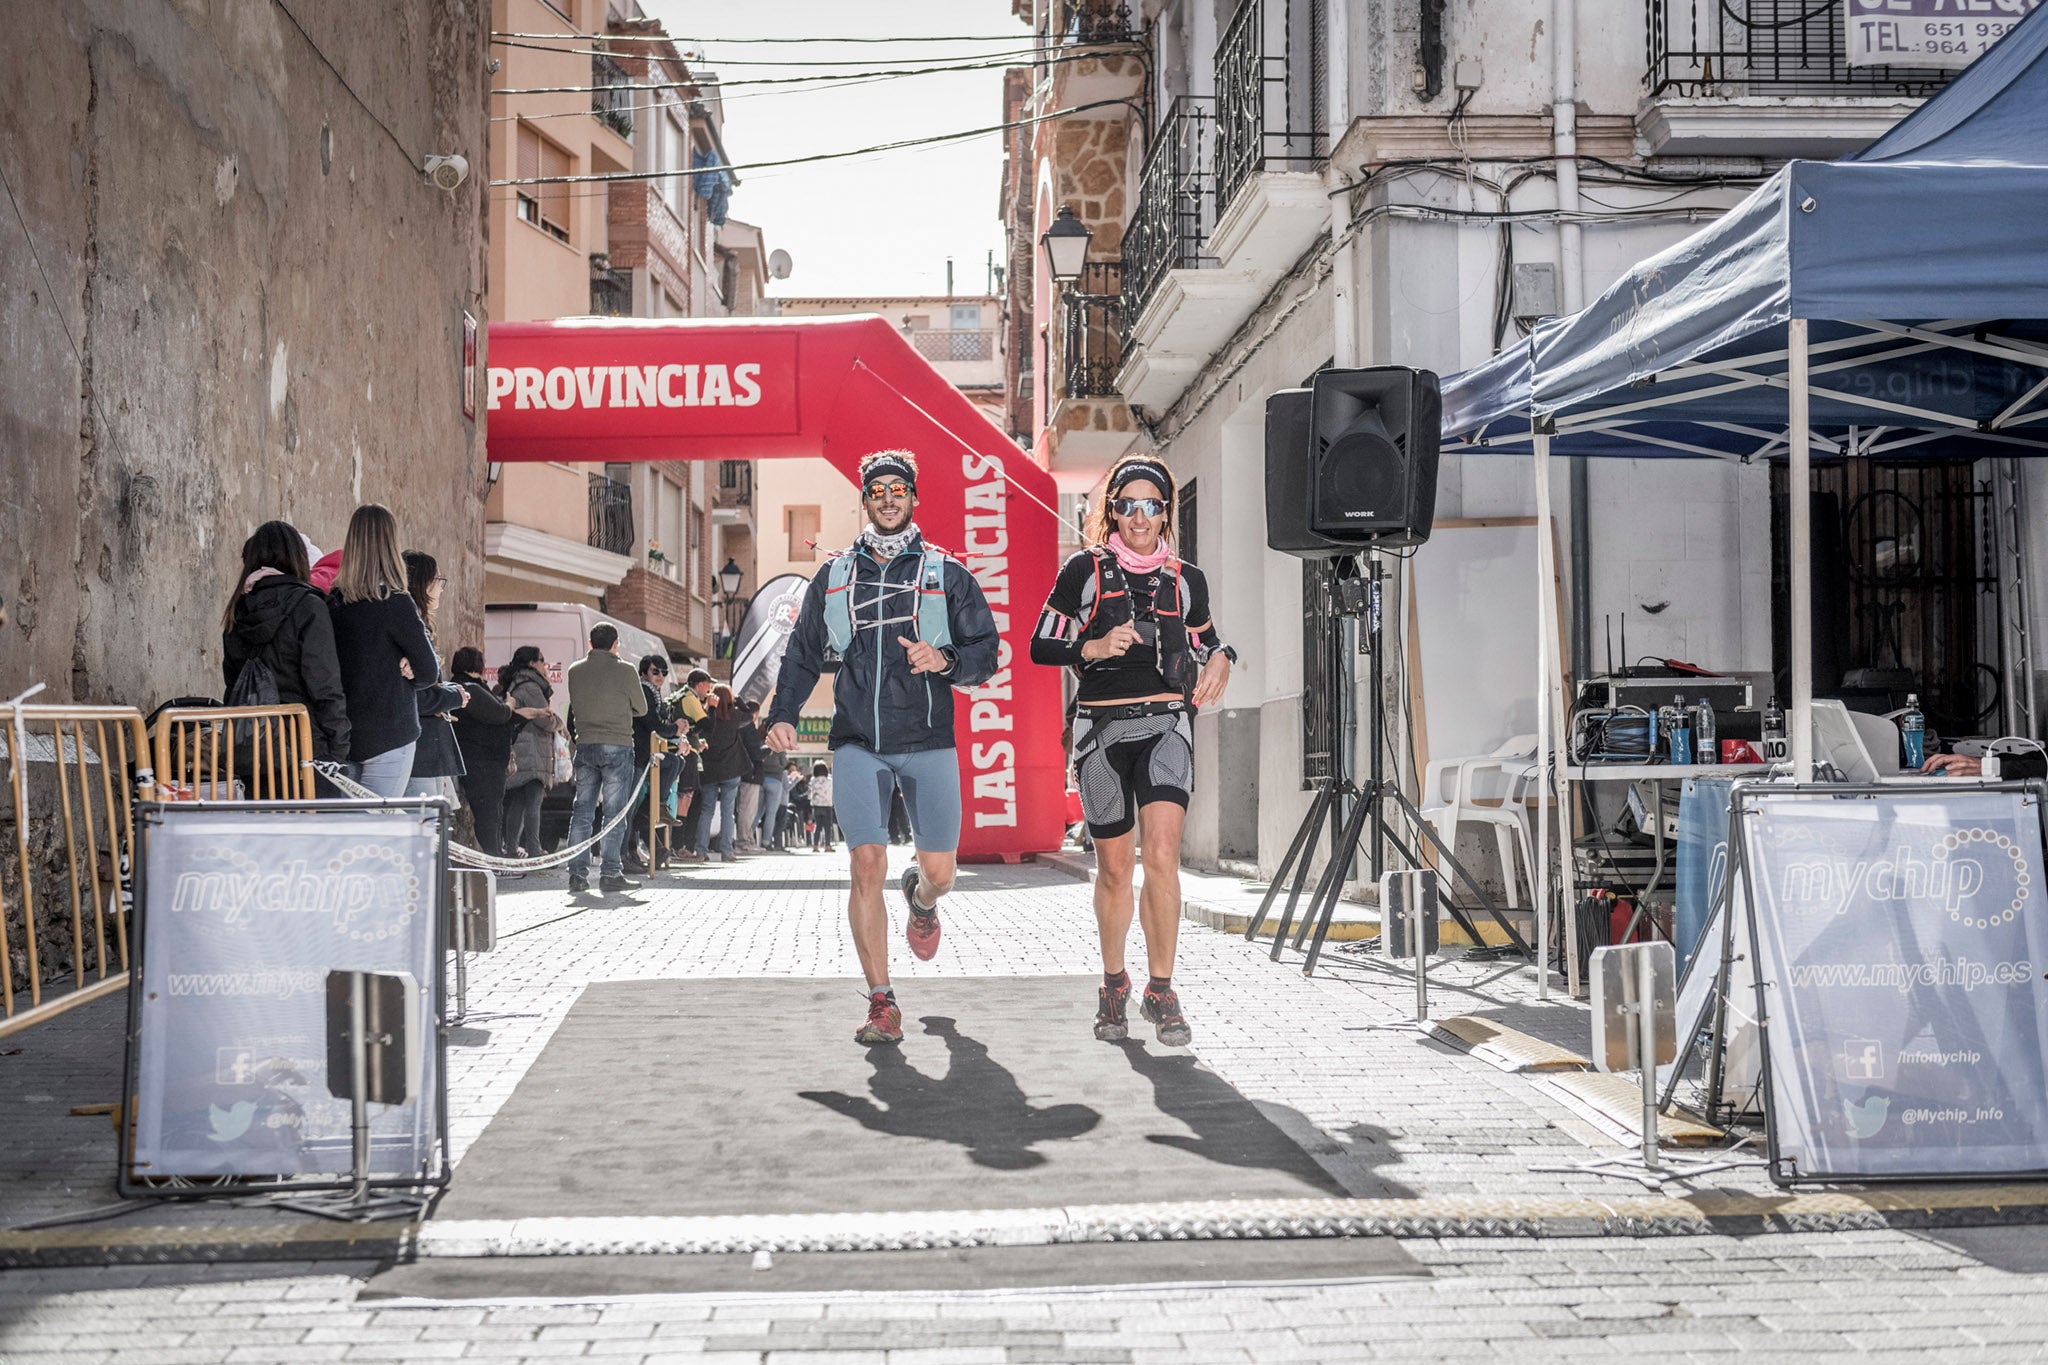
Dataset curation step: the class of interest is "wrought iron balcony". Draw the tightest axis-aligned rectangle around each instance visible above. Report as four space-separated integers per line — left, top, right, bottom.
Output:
1120 96 1216 335
592 54 635 138
715 459 753 508
588 475 635 556
1053 0 1135 46
1646 0 1956 98
1215 0 1328 214
589 266 632 317
1062 262 1124 400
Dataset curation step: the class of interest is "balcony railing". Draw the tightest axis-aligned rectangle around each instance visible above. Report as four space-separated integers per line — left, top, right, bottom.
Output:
1215 0 1327 213
1062 261 1124 399
715 459 753 508
593 54 635 138
1646 0 1957 98
909 328 995 363
589 266 632 317
1121 96 1216 335
588 475 635 556
1053 0 1135 45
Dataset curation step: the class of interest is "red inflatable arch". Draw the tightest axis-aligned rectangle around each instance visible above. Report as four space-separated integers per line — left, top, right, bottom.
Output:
485 314 1064 860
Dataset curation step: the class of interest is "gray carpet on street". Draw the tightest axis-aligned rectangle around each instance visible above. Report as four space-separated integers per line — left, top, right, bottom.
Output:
434 977 1388 1221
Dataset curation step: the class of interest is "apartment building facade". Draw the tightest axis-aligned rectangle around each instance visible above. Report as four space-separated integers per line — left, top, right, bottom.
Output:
486 0 770 664
1011 0 2013 876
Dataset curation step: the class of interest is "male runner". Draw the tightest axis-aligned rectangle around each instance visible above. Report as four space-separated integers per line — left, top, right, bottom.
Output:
765 451 1000 1045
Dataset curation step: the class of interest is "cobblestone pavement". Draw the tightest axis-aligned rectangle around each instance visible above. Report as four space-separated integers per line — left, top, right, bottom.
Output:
8 1230 2048 1361
10 849 2048 1359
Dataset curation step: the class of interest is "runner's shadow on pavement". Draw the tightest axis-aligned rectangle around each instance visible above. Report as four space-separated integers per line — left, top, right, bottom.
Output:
1114 1041 1412 1198
799 1016 1102 1170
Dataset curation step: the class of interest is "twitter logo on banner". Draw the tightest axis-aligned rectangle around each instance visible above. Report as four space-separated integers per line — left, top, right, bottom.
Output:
1844 1095 1890 1140
208 1101 257 1142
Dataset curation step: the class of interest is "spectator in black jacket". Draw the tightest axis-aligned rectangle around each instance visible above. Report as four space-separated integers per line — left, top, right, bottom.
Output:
691 685 750 861
629 654 679 873
401 550 467 799
221 521 351 763
449 646 525 860
327 504 440 797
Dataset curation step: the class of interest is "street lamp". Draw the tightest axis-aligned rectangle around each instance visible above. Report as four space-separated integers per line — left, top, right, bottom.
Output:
713 556 747 658
1040 204 1093 285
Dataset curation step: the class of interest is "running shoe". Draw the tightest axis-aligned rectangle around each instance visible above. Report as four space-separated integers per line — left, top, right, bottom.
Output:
902 865 942 961
854 990 903 1046
1140 985 1193 1047
1094 977 1130 1042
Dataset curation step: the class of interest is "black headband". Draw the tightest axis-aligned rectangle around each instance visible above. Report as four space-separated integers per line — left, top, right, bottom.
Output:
1109 460 1173 499
861 456 918 493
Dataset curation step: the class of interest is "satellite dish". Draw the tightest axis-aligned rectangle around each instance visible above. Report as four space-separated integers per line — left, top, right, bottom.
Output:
768 249 793 281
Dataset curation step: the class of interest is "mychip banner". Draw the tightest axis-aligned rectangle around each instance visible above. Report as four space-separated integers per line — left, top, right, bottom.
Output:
1739 784 2048 1183
125 803 445 1187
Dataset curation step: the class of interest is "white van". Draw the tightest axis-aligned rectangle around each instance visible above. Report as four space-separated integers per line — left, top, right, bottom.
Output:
482 602 670 732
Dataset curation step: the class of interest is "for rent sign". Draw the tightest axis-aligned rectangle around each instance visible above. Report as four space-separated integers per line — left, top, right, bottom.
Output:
1739 785 2048 1181
1846 0 2041 68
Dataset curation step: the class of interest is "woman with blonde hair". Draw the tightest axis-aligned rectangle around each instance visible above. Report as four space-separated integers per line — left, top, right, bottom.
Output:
326 504 441 797
1030 455 1234 1047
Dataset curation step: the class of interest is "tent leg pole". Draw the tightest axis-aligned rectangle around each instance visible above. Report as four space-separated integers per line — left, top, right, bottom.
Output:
1534 430 1555 1000
1789 318 1814 782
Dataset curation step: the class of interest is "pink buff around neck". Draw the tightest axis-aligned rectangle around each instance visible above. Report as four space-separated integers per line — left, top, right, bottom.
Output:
1107 532 1174 575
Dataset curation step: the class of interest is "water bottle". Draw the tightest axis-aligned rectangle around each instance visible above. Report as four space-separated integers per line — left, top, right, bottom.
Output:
1902 693 1925 770
1763 695 1785 743
1665 697 1692 765
1694 697 1717 766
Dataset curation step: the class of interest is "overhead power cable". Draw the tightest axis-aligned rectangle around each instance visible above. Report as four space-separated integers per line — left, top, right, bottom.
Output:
272 0 416 167
491 97 1133 188
492 49 1088 96
491 37 1051 65
492 30 1032 43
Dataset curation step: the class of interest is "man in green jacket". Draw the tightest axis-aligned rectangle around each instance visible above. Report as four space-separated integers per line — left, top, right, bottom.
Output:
564 623 648 895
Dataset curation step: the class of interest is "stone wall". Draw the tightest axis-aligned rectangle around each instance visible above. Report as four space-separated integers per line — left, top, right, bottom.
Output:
0 0 492 708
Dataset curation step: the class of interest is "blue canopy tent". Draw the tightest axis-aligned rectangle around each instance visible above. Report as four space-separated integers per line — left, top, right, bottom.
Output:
1437 7 2048 991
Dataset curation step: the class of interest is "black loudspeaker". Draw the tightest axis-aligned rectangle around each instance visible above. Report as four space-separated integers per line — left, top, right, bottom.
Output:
1264 366 1442 557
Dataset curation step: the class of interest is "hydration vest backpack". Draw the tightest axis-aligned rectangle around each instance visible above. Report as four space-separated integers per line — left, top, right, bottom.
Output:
823 545 955 656
1079 548 1195 696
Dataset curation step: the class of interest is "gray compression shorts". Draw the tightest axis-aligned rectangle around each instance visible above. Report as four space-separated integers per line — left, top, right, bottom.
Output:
830 745 962 852
1071 704 1194 839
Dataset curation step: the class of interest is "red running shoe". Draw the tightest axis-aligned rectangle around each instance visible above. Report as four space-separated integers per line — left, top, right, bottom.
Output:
1140 986 1192 1047
854 990 902 1046
903 865 942 961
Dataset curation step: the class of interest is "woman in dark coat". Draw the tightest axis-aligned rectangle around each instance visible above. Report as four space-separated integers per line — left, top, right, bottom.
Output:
690 685 749 861
326 505 442 798
448 645 540 861
498 645 560 857
400 550 467 799
221 521 351 763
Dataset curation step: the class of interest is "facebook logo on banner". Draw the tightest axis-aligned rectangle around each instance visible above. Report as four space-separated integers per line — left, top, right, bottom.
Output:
1841 1039 1885 1083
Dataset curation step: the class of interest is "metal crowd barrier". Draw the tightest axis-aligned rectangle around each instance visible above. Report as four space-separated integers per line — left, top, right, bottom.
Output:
0 704 154 1038
150 704 317 801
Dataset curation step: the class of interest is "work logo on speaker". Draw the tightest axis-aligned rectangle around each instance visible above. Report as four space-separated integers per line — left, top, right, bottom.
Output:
130 807 442 1182
1741 788 2048 1180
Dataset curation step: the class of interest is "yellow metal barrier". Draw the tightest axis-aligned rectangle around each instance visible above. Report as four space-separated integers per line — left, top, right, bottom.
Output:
150 704 317 803
0 704 153 1038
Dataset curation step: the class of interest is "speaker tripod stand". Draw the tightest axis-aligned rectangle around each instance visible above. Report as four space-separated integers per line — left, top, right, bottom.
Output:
1245 556 1532 975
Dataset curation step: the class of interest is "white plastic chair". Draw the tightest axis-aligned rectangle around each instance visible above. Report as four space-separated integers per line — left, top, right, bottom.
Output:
1420 735 1540 906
